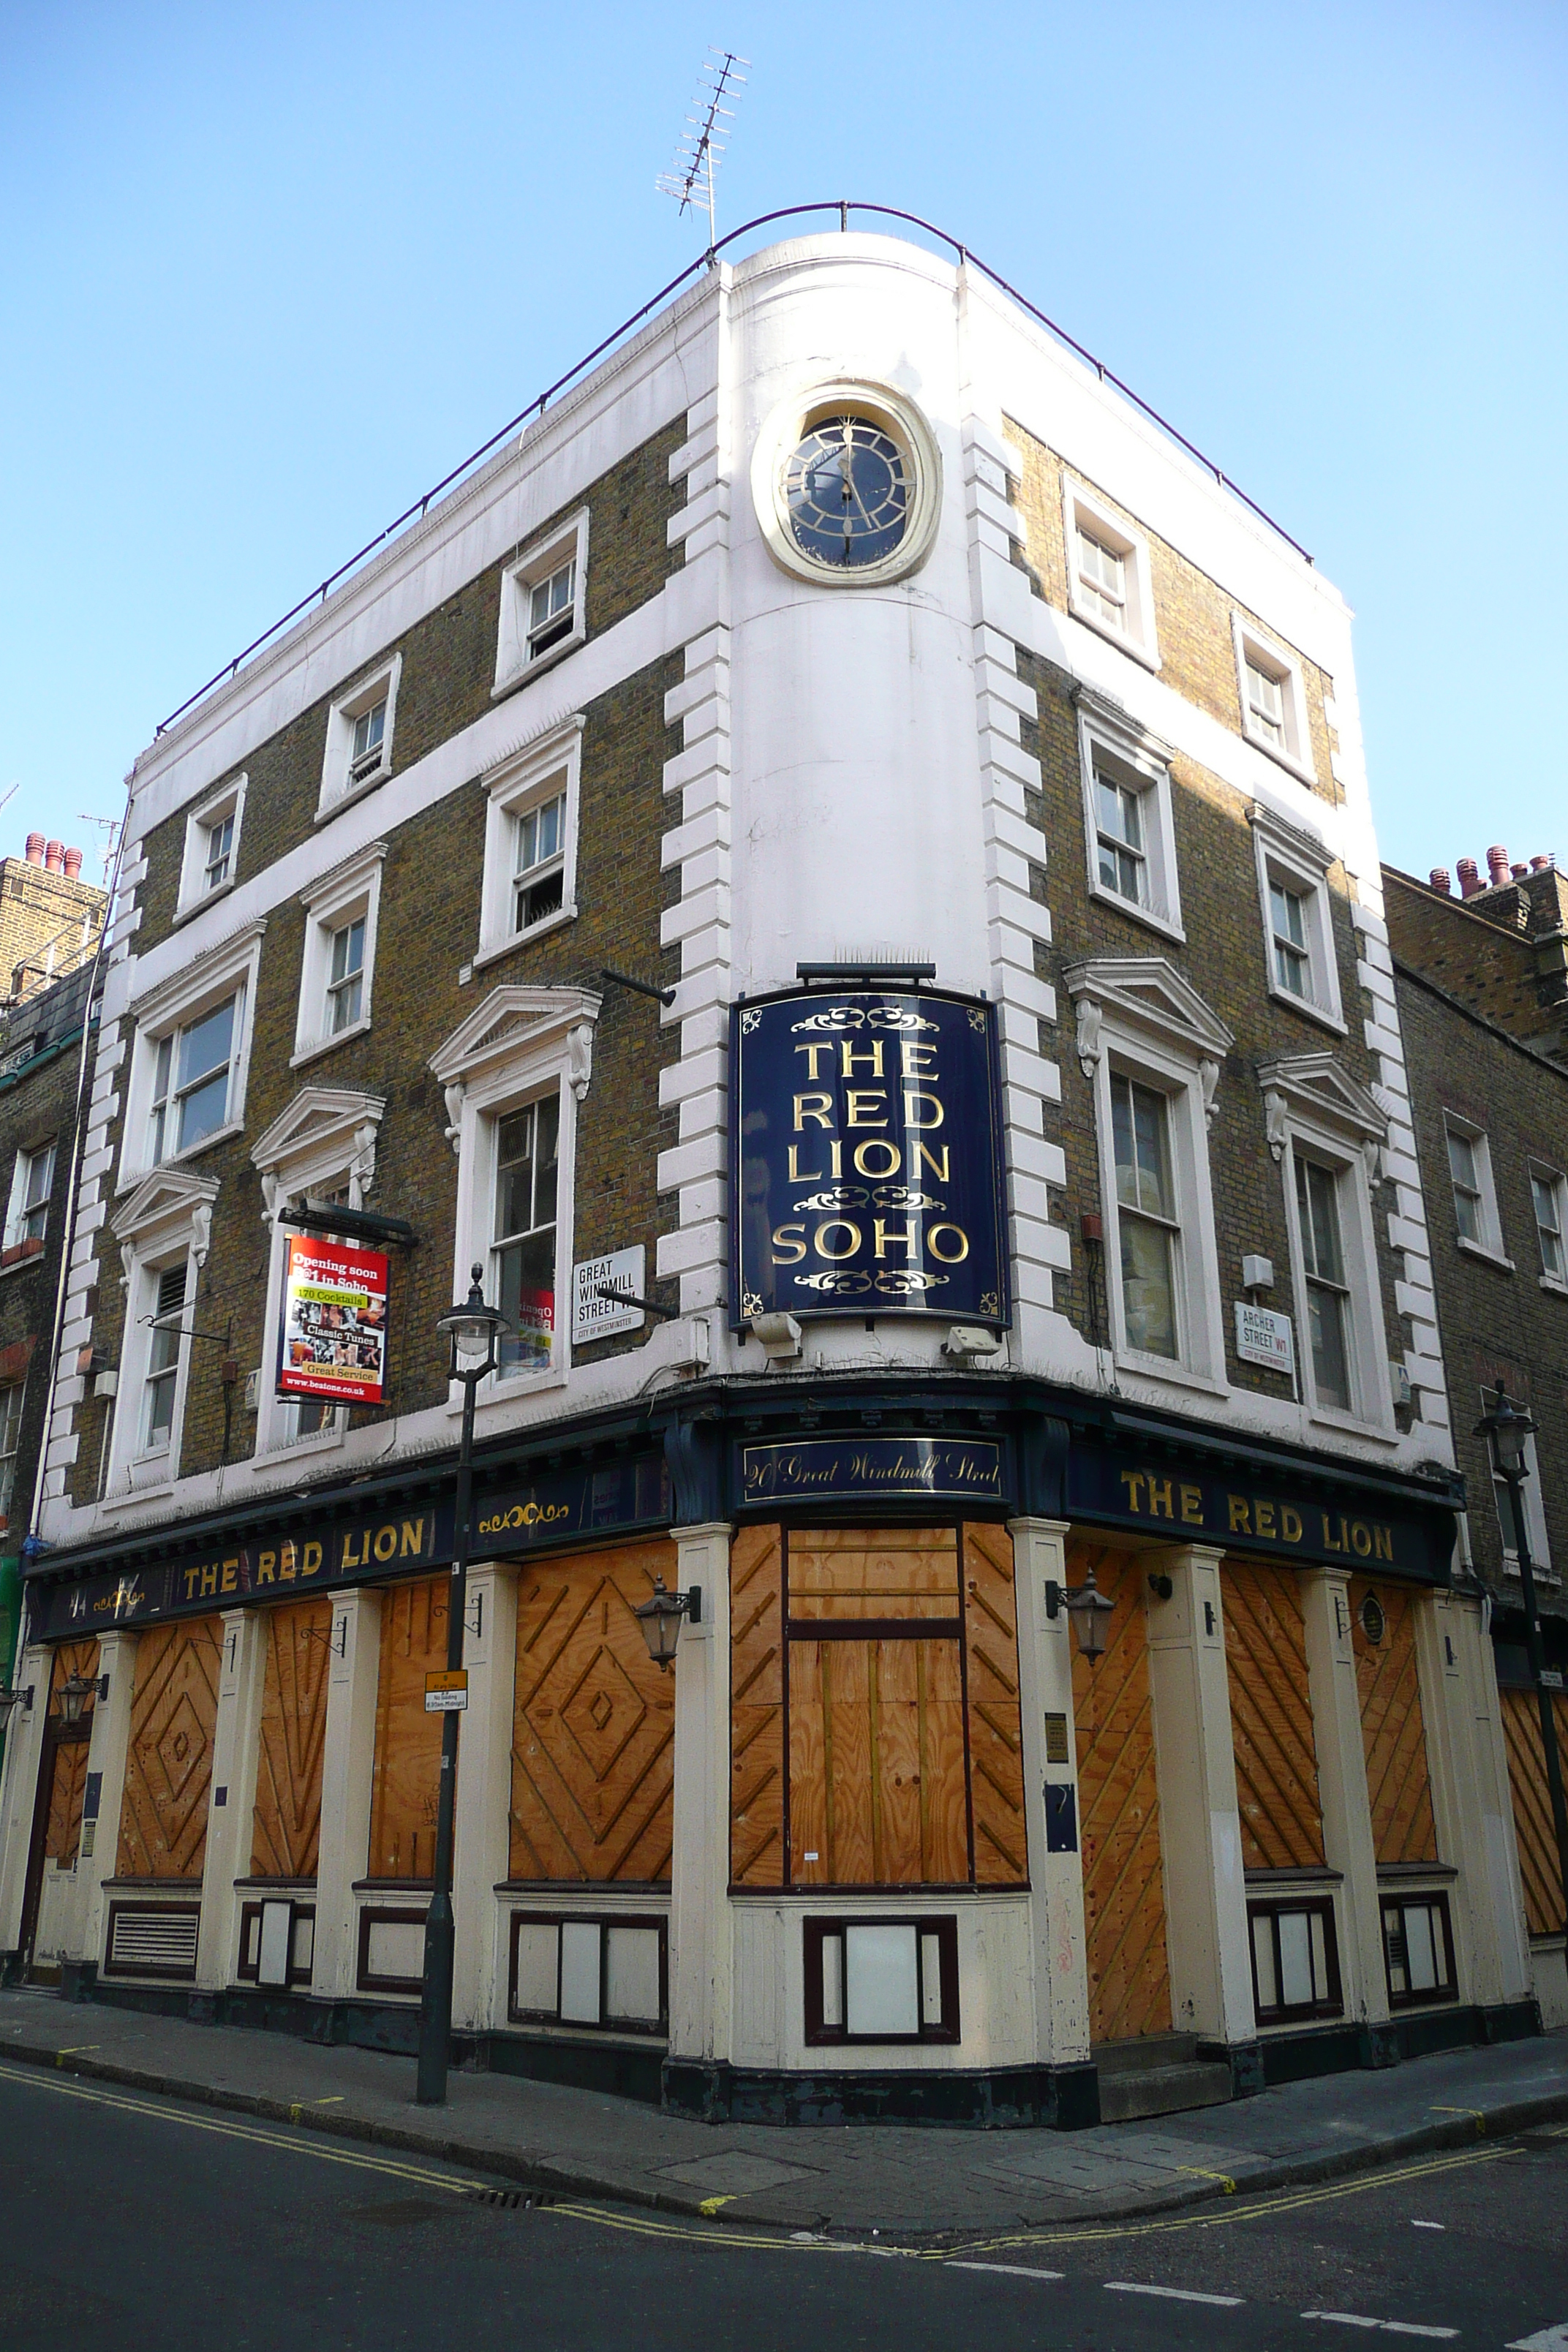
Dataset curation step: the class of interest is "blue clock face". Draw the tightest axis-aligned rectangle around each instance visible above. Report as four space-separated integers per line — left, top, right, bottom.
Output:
783 415 911 569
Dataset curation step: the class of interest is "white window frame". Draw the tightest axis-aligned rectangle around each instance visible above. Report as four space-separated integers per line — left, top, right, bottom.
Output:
1530 1163 1568 1295
1062 478 1160 669
175 774 248 921
1264 1079 1392 1435
5 1139 56 1250
249 1086 386 1466
317 652 402 820
292 842 388 1067
1248 802 1345 1032
0 1378 24 1529
103 1167 219 1499
1443 1113 1511 1268
494 508 589 698
475 715 584 967
429 985 600 1406
1066 959 1232 1392
121 921 265 1190
1232 615 1315 785
1077 693 1183 941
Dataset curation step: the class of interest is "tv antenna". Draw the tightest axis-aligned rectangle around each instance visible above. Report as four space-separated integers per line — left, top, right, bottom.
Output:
657 48 748 252
78 813 121 888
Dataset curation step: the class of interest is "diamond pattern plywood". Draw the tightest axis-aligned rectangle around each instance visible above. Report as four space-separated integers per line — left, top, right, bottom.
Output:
1349 1576 1438 1867
730 1523 785 1889
250 1597 332 1880
44 1640 98 1867
116 1616 222 1880
368 1575 448 1882
1501 1684 1568 1937
1071 1542 1172 2043
1222 1558 1325 1871
509 1539 677 1883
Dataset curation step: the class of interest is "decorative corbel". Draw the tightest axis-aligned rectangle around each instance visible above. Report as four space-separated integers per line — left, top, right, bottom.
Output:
443 1082 465 1158
351 1120 380 1197
1199 1058 1221 1126
1263 1087 1288 1163
1074 998 1102 1080
191 1202 213 1268
259 1169 280 1229
1362 1135 1383 1188
568 1020 595 1103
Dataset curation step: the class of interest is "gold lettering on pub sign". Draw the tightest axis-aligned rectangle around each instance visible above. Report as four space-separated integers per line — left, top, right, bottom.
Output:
774 1035 972 1272
180 1515 430 1603
1116 1467 1394 1561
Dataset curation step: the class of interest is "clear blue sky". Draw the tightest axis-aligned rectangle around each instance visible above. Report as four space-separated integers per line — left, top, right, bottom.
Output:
3 1 1561 886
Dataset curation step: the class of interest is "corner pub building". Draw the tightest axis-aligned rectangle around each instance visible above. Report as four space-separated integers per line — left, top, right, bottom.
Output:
0 222 1539 2127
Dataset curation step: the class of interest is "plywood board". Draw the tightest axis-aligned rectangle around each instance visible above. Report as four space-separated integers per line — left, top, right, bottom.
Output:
787 1528 961 1621
1501 1684 1568 1939
116 1617 222 1880
367 1575 448 1882
1071 1542 1172 2043
788 1632 968 1886
42 1642 99 1870
1222 1558 1324 1871
1349 1578 1438 1866
509 1539 677 1883
730 1523 785 1888
250 1597 332 1880
963 1524 1028 1886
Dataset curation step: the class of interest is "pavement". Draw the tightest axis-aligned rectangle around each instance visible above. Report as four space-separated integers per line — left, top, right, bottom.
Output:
2 1985 1566 2240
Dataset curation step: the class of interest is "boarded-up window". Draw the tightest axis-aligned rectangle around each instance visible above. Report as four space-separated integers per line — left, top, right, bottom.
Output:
45 1641 99 1869
509 1539 677 1883
251 1598 332 1880
1223 1559 1324 1871
367 1577 448 1882
1072 1543 1172 2042
1349 1578 1437 1867
1501 1684 1568 1938
731 1525 1026 1892
117 1617 222 1880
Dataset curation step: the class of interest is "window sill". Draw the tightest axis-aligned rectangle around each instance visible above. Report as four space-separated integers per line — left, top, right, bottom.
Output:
1305 1403 1398 1444
1242 725 1319 791
101 1469 177 1511
1539 1273 1568 1297
0 1242 47 1279
172 878 235 930
470 905 578 974
314 769 390 828
290 1017 372 1070
491 627 587 701
1265 980 1346 1036
1112 1351 1229 1399
249 1425 346 1471
1087 881 1185 945
1455 1236 1515 1273
116 1122 246 1191
1066 598 1161 674
448 1362 568 1414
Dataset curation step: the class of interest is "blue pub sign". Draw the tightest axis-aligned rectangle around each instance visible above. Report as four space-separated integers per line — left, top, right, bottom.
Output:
729 987 1011 1328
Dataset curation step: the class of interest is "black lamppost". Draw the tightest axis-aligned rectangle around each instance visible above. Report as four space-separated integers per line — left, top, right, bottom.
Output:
1476 1380 1568 1927
416 1263 508 2108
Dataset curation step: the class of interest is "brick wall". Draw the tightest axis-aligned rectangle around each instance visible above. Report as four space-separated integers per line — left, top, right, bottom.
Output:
0 859 104 1002
0 1020 92 1539
1386 866 1568 1055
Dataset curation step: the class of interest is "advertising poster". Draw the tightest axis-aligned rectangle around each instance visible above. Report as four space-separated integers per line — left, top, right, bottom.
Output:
276 1234 388 1407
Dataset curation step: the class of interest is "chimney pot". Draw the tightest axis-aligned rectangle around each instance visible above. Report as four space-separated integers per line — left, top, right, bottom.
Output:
24 834 44 866
1429 867 1452 894
1531 854 1553 872
62 847 82 881
43 840 64 874
1512 862 1530 881
1457 856 1482 897
1487 843 1510 886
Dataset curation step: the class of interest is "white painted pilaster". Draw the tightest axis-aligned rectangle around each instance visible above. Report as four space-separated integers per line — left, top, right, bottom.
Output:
1009 1517 1091 2068
667 1521 731 2067
0 1644 53 1950
1144 1543 1256 2044
312 1586 382 2000
195 1607 265 1991
451 1561 518 2033
78 1629 139 1972
1299 1569 1388 2026
1419 1588 1531 2008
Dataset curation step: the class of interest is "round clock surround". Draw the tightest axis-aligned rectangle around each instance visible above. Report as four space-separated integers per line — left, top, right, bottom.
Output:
750 380 942 588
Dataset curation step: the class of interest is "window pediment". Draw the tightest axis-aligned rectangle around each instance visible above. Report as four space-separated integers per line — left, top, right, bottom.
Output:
251 1086 387 1221
1257 1051 1388 1166
1066 957 1234 1111
110 1166 221 1264
429 984 600 1152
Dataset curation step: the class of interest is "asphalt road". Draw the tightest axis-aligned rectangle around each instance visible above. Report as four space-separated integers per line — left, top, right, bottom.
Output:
3 2060 1566 2350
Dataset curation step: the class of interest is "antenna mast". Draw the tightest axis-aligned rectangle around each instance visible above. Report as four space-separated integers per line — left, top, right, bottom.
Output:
657 48 748 252
78 813 121 889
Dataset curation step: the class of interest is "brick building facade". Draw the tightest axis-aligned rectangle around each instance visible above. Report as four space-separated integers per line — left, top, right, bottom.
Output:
0 228 1537 2121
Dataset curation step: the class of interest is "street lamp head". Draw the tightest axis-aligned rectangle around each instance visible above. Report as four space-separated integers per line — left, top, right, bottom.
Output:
632 1576 701 1671
1476 1379 1536 1480
438 1263 509 1377
1062 1563 1117 1664
55 1670 94 1728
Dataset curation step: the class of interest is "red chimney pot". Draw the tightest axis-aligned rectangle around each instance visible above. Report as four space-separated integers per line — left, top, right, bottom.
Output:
23 834 44 866
1429 867 1452 894
1486 844 1510 886
43 839 64 873
1456 856 1482 897
1531 855 1553 872
62 847 82 881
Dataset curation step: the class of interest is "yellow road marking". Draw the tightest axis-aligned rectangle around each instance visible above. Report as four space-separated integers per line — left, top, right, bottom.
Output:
55 2044 100 2064
698 2195 736 2217
0 2060 486 2197
1429 2105 1486 2135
